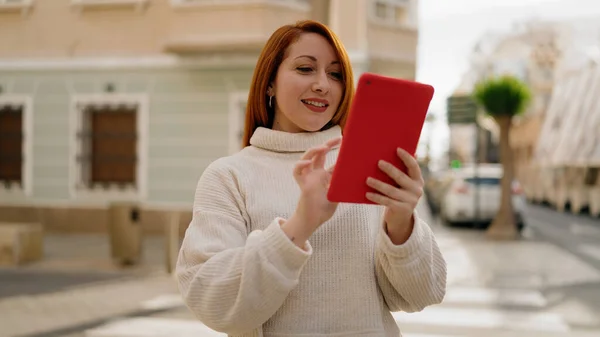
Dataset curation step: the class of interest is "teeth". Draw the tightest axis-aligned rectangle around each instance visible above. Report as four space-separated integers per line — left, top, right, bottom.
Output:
303 100 326 107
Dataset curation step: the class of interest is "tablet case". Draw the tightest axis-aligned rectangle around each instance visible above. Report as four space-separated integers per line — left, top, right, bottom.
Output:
327 73 434 204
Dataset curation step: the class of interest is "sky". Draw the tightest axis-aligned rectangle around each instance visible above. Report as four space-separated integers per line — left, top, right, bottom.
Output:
415 0 600 165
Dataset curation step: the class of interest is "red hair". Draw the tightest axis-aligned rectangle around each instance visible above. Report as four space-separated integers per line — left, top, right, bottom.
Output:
241 20 355 147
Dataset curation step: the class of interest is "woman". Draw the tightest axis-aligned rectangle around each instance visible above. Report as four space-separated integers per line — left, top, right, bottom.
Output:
176 20 446 337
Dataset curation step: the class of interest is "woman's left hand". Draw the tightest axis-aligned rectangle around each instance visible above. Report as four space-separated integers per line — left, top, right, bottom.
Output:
365 148 424 245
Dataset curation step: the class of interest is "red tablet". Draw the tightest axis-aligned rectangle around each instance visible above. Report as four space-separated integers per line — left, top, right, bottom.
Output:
327 73 434 204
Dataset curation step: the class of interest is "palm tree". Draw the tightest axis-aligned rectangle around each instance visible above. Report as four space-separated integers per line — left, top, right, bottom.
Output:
472 75 532 240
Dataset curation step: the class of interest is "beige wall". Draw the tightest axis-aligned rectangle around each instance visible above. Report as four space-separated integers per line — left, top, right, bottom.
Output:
0 0 421 233
0 0 418 69
368 24 418 63
0 0 312 58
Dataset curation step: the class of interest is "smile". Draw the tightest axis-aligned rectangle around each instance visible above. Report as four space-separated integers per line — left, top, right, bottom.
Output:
301 99 329 108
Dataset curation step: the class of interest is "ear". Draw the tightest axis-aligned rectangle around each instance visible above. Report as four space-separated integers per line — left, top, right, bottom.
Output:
267 84 275 96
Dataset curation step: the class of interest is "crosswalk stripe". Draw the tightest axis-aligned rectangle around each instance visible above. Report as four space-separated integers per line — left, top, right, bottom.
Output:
442 286 548 307
85 317 226 337
393 306 569 333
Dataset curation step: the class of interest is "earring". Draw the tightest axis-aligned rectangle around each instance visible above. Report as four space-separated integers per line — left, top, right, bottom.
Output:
269 96 273 108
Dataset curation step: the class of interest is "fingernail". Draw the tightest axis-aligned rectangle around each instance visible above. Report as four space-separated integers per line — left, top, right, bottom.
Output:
378 160 384 166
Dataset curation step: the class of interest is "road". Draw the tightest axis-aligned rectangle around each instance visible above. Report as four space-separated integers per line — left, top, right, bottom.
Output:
431 202 600 335
1 202 599 337
523 203 600 271
0 268 129 299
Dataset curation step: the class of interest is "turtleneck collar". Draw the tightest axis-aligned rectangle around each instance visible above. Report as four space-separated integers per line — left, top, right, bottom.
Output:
249 125 342 153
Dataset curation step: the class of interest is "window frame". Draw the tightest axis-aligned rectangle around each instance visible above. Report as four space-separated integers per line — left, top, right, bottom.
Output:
0 95 33 197
69 94 148 202
369 0 411 27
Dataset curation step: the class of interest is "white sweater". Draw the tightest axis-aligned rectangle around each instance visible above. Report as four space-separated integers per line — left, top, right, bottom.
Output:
176 125 447 337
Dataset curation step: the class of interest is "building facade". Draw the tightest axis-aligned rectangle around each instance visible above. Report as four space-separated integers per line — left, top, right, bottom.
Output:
447 21 562 173
0 0 421 233
447 18 600 216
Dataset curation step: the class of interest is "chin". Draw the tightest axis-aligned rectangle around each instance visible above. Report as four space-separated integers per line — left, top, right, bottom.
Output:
298 122 329 132
296 115 334 132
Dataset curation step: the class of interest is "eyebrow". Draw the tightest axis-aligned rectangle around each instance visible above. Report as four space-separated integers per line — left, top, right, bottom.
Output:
294 55 339 64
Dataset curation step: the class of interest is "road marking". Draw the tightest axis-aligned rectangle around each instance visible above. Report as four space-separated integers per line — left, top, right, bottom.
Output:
569 222 600 238
85 317 227 337
578 244 600 262
443 287 548 307
393 307 569 333
139 294 185 311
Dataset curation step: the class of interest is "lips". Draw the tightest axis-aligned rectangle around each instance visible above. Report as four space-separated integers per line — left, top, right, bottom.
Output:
301 98 329 113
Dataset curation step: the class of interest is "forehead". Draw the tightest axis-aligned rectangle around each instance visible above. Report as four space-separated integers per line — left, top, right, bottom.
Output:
285 32 338 62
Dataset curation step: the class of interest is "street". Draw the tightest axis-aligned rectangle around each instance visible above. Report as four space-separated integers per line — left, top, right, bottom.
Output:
0 200 599 337
523 203 600 271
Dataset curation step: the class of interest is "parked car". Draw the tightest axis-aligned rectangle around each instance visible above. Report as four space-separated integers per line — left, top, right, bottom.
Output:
424 169 456 215
439 164 526 231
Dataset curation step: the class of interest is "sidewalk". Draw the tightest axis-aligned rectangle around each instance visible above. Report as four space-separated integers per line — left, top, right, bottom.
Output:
2 200 600 337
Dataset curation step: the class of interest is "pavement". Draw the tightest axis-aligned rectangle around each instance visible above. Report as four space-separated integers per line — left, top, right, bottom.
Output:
1 200 600 337
524 203 600 271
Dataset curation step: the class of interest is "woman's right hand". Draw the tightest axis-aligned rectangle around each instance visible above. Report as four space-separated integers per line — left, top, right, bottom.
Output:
281 137 342 247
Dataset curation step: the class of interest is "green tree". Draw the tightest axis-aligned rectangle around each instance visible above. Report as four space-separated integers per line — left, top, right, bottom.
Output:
473 75 532 240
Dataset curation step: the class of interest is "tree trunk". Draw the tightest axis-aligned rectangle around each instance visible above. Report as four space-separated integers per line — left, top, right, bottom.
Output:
487 115 519 240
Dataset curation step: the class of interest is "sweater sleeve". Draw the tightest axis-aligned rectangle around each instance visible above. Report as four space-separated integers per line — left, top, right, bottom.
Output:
375 211 447 313
176 159 312 335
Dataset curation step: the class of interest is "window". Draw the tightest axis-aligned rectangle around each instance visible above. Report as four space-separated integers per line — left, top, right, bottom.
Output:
371 0 410 26
0 96 32 195
464 177 501 186
70 95 147 200
0 0 32 5
0 0 33 14
584 168 598 186
78 106 137 187
228 92 248 154
0 105 22 188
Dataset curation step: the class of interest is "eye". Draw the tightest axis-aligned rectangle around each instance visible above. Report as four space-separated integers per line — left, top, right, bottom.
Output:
329 72 343 81
296 67 313 73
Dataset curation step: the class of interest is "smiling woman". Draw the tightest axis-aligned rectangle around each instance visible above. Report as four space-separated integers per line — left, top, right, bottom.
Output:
242 20 355 143
176 19 447 337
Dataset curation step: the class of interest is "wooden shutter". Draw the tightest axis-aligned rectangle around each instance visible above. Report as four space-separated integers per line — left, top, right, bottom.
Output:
0 105 23 187
88 107 137 187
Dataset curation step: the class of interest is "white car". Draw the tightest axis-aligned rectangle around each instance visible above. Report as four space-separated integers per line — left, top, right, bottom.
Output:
439 164 526 231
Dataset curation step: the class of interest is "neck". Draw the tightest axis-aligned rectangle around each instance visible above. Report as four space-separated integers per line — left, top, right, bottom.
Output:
249 125 342 153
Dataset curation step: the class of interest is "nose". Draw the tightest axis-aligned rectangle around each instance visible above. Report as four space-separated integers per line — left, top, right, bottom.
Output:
312 70 331 94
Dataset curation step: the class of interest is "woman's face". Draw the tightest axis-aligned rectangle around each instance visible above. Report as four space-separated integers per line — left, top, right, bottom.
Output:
270 32 344 133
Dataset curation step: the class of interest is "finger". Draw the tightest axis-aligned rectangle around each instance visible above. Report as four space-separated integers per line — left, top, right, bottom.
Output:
377 160 420 195
324 136 342 149
366 177 416 203
313 149 327 170
365 192 410 210
326 164 335 174
397 148 423 184
301 146 328 161
293 160 312 177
